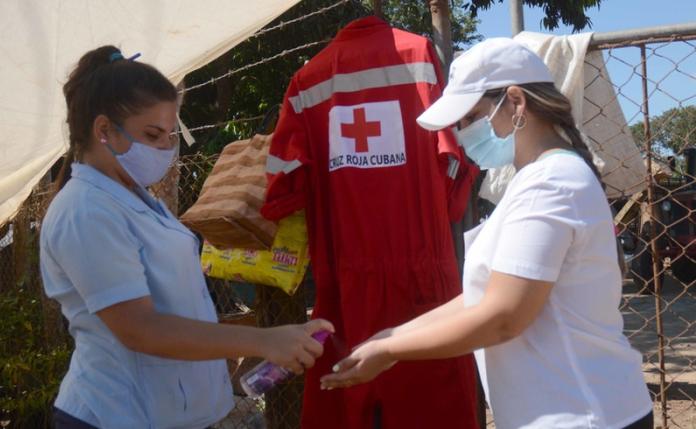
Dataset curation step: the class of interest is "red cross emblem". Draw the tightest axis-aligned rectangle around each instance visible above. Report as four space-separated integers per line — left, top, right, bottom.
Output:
340 107 381 153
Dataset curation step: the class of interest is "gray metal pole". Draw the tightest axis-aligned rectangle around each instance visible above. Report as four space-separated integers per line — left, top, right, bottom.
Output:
639 43 669 429
589 22 696 48
510 0 524 35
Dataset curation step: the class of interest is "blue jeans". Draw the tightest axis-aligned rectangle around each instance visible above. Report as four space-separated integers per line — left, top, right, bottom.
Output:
624 411 653 429
53 407 98 429
53 407 217 429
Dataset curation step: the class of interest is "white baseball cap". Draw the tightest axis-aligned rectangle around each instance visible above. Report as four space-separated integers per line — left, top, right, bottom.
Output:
417 38 554 131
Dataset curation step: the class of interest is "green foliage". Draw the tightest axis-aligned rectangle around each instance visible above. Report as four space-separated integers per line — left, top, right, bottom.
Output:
370 0 481 48
466 0 602 32
0 286 72 429
181 0 372 156
629 106 696 163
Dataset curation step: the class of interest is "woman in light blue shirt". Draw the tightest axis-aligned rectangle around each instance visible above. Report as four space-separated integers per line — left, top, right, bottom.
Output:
40 45 333 429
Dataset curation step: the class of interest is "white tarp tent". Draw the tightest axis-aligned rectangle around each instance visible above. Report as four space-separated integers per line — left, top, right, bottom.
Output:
0 0 300 226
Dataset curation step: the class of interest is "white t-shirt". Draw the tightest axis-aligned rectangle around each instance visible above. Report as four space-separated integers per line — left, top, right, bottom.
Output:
463 153 652 429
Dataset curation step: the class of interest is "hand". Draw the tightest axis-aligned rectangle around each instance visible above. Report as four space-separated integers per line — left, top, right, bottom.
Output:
261 319 334 375
319 339 396 390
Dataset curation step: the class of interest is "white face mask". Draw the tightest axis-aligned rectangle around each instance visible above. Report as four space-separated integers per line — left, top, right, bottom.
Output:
109 124 175 187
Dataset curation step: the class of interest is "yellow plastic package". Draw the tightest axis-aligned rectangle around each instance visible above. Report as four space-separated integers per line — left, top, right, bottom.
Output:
200 211 310 295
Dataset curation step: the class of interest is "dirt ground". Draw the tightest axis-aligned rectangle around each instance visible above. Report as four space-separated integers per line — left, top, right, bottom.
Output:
621 274 696 429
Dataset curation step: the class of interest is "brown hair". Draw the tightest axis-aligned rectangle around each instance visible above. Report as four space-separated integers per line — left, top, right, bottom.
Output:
485 82 604 188
485 83 627 273
56 45 177 190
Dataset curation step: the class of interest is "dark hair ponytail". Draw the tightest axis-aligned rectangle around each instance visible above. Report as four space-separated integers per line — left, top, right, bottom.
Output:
55 45 177 191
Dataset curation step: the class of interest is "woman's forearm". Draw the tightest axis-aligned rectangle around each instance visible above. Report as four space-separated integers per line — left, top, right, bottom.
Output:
126 312 268 360
393 294 467 335
103 298 332 374
383 304 513 361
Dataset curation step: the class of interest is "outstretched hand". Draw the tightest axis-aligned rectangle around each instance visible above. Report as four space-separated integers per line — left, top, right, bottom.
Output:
319 337 396 390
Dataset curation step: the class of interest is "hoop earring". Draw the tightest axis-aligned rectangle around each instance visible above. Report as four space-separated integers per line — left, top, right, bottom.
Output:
512 113 527 130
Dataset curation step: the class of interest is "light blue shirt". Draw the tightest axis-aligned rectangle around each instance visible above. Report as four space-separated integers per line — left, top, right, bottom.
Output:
40 163 233 429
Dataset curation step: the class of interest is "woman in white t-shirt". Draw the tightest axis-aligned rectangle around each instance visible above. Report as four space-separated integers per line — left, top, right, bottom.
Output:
320 38 653 429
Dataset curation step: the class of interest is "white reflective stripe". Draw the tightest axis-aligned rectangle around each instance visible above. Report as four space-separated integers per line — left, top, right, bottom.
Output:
289 62 437 113
447 156 459 179
266 154 302 175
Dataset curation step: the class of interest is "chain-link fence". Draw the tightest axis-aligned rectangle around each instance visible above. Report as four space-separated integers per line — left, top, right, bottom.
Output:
595 33 696 429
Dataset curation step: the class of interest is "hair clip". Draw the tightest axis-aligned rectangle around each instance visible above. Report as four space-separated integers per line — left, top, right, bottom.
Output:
109 52 125 63
109 52 141 63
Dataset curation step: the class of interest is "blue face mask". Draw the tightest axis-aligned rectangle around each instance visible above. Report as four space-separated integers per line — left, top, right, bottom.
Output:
108 124 176 187
455 94 515 170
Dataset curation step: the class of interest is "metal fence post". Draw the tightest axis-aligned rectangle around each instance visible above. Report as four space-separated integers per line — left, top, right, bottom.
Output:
510 0 524 35
640 43 668 429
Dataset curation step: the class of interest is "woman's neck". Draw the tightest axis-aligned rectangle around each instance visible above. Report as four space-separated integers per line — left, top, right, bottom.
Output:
513 122 571 170
81 146 136 190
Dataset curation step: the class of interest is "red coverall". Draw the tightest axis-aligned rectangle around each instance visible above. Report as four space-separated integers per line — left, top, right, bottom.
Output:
262 16 479 429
